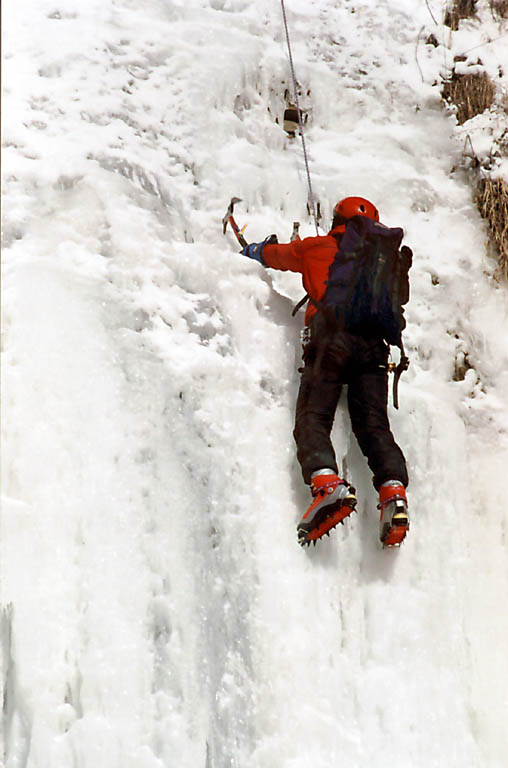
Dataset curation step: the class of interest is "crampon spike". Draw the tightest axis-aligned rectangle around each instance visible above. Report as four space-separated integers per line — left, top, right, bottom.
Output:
297 496 357 547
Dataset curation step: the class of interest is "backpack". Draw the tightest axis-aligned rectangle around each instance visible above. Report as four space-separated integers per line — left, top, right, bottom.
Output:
319 215 412 408
322 215 412 343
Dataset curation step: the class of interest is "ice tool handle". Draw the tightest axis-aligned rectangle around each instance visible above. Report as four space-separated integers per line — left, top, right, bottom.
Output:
391 347 409 410
222 197 248 249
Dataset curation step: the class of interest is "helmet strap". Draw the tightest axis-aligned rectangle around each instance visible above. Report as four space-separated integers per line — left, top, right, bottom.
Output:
331 212 348 230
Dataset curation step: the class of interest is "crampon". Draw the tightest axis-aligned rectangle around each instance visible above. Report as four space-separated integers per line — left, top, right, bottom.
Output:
297 489 357 547
378 484 409 547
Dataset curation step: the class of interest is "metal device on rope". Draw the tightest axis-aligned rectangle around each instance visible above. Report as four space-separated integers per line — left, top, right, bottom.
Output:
280 0 319 236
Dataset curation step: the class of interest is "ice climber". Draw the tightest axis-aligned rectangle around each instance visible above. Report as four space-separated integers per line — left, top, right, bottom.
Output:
240 196 410 547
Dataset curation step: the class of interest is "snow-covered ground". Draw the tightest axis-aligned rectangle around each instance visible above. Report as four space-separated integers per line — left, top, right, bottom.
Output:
2 1 508 766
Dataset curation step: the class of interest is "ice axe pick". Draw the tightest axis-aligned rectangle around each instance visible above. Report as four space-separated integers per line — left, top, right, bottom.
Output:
222 197 248 249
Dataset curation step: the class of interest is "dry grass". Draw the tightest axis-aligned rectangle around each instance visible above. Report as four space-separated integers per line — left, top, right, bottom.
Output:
442 1 508 279
444 0 477 29
489 0 508 18
475 177 508 278
442 70 496 124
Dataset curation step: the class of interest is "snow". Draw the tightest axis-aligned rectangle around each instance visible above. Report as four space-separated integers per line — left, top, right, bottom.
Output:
2 1 508 767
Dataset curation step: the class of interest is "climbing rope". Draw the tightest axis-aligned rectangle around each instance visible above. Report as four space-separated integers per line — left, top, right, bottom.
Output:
280 0 319 235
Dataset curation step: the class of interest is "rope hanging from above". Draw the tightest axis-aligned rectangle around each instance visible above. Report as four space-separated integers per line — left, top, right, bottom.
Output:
280 0 319 236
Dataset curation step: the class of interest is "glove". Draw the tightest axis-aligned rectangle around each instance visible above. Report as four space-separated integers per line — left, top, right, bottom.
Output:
241 234 278 264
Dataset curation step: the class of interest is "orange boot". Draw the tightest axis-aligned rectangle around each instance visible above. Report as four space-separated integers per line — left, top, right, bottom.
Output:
378 481 409 547
297 470 357 546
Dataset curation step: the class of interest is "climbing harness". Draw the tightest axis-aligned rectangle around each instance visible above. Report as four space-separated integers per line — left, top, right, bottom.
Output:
280 0 319 236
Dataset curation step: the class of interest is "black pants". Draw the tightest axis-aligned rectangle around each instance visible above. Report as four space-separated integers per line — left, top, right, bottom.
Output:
294 318 408 490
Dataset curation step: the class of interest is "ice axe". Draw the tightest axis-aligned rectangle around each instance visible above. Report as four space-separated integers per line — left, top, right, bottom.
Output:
222 197 248 249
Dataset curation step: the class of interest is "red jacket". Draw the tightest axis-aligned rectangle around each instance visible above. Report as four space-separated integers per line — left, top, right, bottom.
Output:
263 225 345 325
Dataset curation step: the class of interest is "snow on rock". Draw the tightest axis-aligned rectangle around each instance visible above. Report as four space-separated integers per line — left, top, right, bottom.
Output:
2 1 508 767
441 1 508 178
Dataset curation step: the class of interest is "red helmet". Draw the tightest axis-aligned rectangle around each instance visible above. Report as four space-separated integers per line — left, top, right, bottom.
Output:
333 196 379 222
